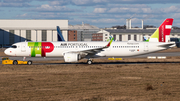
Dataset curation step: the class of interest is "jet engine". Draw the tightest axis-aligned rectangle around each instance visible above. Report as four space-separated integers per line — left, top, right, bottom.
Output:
63 53 81 62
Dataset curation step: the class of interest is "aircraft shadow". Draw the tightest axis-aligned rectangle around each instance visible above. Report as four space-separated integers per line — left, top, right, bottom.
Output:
36 61 180 65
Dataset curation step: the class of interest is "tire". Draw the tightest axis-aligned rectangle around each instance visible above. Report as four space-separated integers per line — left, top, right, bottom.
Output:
27 60 32 65
87 60 92 65
13 60 18 65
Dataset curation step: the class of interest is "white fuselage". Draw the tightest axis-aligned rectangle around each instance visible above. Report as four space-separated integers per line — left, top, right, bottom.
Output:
4 41 175 58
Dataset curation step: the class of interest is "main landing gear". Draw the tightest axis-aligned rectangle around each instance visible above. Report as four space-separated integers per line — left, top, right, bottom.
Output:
87 59 93 65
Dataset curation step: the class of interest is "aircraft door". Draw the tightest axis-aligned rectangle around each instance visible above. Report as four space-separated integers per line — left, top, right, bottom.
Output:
144 43 148 52
21 42 26 52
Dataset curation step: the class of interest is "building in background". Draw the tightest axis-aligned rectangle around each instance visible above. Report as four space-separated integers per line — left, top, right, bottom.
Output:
68 23 100 41
103 29 180 42
96 30 110 41
0 20 68 47
92 33 103 41
68 30 77 41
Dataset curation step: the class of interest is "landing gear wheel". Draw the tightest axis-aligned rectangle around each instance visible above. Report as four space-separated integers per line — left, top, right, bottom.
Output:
87 60 92 65
27 60 32 65
13 60 18 65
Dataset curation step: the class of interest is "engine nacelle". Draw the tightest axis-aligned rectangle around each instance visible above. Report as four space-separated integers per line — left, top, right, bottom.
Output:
64 53 81 62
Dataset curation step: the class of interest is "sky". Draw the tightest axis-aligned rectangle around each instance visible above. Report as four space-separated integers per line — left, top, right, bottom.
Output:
0 0 180 28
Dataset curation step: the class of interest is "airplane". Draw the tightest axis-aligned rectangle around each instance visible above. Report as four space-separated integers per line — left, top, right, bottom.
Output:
107 35 115 42
57 26 65 41
4 18 175 65
143 36 149 42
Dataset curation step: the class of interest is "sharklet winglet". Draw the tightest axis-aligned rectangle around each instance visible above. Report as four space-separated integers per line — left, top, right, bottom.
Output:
106 37 114 47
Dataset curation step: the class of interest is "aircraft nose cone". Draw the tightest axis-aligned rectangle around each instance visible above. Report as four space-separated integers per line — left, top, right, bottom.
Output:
4 49 12 56
4 49 8 55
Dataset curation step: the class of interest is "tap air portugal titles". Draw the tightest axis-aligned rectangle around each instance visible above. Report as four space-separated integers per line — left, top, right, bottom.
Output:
4 18 175 64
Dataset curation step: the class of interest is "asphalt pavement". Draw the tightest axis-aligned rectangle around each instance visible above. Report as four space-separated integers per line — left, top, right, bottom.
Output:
1 52 180 64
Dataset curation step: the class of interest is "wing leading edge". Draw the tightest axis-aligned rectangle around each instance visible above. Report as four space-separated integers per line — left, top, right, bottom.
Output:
65 38 114 56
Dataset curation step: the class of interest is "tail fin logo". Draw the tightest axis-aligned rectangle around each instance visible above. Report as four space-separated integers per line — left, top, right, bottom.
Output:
165 25 172 29
149 18 173 42
159 18 173 42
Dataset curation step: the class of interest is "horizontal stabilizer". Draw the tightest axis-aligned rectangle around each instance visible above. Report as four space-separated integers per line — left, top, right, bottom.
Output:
158 43 175 48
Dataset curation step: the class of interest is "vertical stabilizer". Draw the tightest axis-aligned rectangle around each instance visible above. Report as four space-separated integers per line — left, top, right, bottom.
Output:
57 26 65 41
149 18 173 42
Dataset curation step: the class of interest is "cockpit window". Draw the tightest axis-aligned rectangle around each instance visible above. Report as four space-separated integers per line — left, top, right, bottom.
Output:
11 45 17 48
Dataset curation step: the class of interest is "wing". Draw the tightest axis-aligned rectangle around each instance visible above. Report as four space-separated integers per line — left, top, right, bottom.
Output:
65 38 114 56
79 45 108 55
